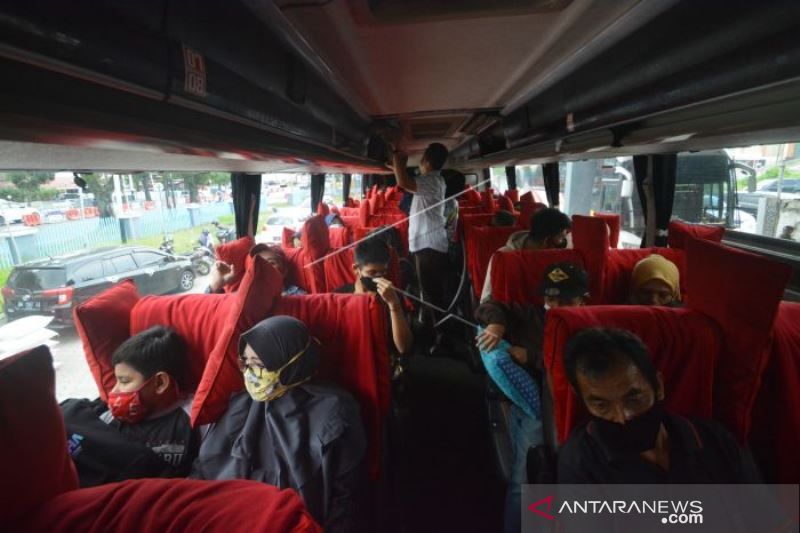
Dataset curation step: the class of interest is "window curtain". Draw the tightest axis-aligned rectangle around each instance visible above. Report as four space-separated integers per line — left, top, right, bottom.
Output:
310 173 325 213
505 166 517 191
633 154 677 247
543 162 560 208
231 172 261 238
342 173 351 203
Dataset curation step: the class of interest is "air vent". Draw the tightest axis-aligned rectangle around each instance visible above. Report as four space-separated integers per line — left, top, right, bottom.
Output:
409 119 456 139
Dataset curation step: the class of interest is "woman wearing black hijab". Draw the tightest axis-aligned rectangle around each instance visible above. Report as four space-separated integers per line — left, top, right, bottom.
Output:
193 316 367 532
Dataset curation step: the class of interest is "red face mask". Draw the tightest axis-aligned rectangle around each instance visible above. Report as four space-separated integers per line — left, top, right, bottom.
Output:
108 377 156 424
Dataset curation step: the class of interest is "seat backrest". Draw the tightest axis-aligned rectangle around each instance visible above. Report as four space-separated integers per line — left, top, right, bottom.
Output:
274 294 390 479
0 345 79 526
750 302 800 483
505 189 519 203
301 215 331 259
668 220 725 250
215 235 256 293
543 306 720 444
328 225 352 248
603 248 687 304
593 212 621 248
489 249 586 305
685 238 792 441
497 195 515 213
323 246 400 292
568 215 609 302
284 247 327 293
463 224 522 298
316 202 330 216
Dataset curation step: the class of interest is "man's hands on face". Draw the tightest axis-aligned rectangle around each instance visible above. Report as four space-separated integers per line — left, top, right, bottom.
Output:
374 277 401 311
476 323 506 352
209 261 235 292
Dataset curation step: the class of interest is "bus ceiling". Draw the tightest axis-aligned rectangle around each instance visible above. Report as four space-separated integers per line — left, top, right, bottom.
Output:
0 0 798 173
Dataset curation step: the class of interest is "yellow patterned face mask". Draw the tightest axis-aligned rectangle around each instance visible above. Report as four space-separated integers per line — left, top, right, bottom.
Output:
242 340 312 402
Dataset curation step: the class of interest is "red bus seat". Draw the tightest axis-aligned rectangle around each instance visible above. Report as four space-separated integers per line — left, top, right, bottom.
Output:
328 225 352 248
0 346 79 527
593 212 621 248
602 248 687 304
463 225 522 298
215 235 256 293
543 305 720 444
273 294 390 478
685 238 792 441
668 220 725 250
323 246 401 292
750 302 800 483
1 346 321 532
489 249 586 305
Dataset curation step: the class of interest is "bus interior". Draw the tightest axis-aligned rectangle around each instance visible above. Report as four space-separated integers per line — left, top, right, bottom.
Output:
1 1 799 532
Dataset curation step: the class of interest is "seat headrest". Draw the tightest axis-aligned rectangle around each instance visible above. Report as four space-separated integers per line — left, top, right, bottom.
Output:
685 238 791 440
0 346 79 525
543 305 720 444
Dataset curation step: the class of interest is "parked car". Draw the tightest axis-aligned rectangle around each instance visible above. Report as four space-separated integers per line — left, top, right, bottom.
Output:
738 178 800 214
0 200 39 225
2 246 195 327
261 213 304 244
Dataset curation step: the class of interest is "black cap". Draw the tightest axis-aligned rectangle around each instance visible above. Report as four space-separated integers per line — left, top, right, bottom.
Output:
539 262 589 299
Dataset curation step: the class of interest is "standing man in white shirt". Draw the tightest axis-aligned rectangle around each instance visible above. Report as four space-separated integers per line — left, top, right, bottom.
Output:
392 143 449 324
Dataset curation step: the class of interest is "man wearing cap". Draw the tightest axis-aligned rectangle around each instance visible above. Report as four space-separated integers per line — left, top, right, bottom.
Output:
474 262 589 533
475 262 590 369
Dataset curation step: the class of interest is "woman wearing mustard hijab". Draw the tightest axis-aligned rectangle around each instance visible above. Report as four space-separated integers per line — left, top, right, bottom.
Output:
193 316 367 532
630 254 681 306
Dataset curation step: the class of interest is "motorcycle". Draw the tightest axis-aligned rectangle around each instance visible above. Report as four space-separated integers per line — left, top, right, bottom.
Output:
211 221 235 244
187 246 214 276
159 235 214 276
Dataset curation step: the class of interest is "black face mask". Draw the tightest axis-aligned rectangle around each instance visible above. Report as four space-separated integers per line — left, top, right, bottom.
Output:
590 401 664 456
360 276 378 292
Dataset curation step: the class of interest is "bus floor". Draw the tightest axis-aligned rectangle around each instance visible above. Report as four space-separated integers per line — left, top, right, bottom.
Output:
387 327 505 532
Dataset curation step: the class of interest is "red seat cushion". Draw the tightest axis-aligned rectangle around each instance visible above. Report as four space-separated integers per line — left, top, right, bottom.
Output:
593 212 621 248
323 246 400 292
543 306 719 444
750 302 800 483
23 478 322 533
602 248 686 305
489 249 586 305
73 280 140 401
273 294 390 478
328 226 352 248
131 258 282 424
497 195 515 213
464 225 522 298
571 215 610 302
1 346 79 527
505 189 519 203
215 236 256 293
285 247 327 293
301 215 331 260
668 220 725 250
685 238 792 441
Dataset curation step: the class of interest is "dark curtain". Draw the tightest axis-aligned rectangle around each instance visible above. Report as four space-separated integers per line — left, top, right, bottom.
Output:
543 162 560 208
342 173 352 203
231 173 261 238
633 154 677 247
310 173 325 213
505 166 517 191
481 168 491 190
